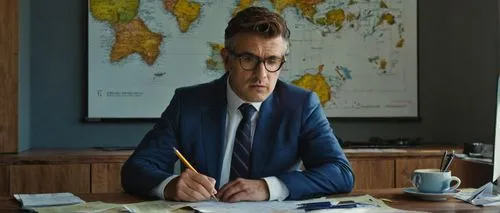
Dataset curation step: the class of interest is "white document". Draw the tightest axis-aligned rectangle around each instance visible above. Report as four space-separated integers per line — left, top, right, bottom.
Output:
14 192 85 208
117 195 424 213
140 195 421 213
455 182 500 206
188 200 303 213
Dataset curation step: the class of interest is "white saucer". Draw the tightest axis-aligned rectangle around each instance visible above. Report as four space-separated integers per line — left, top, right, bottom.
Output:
403 187 459 201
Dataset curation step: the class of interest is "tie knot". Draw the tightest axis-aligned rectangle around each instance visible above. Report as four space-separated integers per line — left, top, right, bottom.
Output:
239 103 256 120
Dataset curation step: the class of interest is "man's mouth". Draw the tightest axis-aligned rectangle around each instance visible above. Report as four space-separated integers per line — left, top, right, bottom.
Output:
249 84 266 88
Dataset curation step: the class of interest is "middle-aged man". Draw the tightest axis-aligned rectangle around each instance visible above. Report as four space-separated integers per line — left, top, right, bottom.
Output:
121 6 354 202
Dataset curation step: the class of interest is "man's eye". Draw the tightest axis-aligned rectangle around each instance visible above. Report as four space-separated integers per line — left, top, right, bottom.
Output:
266 57 280 64
240 55 257 62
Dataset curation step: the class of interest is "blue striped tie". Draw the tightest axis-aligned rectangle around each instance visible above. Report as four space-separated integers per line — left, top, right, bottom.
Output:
230 103 256 180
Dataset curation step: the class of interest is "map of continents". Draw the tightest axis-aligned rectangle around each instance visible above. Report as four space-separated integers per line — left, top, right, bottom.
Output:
88 0 417 118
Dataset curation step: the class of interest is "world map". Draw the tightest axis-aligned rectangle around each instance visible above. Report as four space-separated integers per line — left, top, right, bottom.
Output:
87 0 418 119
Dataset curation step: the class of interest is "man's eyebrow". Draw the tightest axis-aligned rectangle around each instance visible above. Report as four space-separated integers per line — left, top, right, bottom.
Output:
237 51 283 58
237 51 257 56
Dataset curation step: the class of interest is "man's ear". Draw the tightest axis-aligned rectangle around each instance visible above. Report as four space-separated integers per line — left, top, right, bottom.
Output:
221 48 232 72
220 48 229 63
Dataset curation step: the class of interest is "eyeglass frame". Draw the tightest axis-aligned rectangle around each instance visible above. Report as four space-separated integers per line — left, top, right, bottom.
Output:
227 49 286 73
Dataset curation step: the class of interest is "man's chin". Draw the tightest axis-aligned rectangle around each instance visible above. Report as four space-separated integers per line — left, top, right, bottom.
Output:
244 93 269 102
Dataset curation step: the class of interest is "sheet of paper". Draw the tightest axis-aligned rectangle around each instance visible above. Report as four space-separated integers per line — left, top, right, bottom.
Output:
454 188 478 201
89 194 424 213
118 197 326 213
187 196 333 213
189 195 421 213
14 192 84 208
32 201 122 213
455 182 500 206
189 200 302 213
122 200 190 213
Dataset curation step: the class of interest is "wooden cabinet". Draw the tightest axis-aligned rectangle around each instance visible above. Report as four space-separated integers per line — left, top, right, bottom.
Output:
350 159 394 189
10 164 90 194
0 150 130 195
0 0 19 153
91 163 124 193
4 163 126 195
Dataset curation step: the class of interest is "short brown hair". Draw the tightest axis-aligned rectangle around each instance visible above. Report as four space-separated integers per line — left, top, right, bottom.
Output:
224 6 290 51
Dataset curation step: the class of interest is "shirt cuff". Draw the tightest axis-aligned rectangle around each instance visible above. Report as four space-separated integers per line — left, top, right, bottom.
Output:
151 175 179 200
262 176 290 201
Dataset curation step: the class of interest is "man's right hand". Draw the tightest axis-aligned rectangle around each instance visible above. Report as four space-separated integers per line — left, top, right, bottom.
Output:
164 169 217 201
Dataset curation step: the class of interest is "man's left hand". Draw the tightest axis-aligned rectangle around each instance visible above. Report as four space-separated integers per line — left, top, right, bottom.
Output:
216 178 270 202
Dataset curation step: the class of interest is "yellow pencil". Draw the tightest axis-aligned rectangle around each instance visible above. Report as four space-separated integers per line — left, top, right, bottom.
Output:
172 147 219 201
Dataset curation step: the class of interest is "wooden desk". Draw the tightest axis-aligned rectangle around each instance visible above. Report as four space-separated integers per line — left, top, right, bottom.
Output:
0 188 496 213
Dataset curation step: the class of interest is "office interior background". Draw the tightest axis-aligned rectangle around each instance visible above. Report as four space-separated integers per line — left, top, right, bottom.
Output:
6 0 499 151
1 0 499 201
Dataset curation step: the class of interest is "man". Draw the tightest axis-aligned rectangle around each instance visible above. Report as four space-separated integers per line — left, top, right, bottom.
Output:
121 6 354 202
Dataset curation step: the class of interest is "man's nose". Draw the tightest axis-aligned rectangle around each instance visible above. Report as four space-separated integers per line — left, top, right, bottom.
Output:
254 62 267 80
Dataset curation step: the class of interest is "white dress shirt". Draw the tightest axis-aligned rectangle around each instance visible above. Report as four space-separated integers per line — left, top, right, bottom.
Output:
151 79 290 201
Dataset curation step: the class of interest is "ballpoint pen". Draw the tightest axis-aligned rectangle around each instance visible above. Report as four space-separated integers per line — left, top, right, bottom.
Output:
297 201 332 209
297 200 363 210
298 201 358 211
173 147 219 201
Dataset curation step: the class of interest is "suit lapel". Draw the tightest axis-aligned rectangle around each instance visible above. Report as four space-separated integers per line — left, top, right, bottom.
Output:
251 92 281 178
202 75 228 188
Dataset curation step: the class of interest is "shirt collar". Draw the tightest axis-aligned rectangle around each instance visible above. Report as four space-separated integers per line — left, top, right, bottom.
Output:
226 77 262 113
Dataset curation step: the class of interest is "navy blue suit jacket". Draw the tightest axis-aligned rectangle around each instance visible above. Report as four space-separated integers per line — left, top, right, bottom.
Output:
121 73 354 200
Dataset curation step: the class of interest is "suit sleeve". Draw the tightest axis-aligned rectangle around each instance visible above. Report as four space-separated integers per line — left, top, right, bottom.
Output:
121 89 182 198
276 92 355 200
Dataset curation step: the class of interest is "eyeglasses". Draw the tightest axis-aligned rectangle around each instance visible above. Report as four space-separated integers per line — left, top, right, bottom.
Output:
228 49 286 72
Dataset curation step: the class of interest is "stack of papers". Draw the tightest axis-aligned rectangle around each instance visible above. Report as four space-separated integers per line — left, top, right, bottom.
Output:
455 182 500 206
123 195 424 213
14 192 85 208
13 193 425 213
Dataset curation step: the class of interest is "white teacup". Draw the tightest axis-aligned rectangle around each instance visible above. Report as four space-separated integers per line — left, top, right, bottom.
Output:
411 169 461 193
